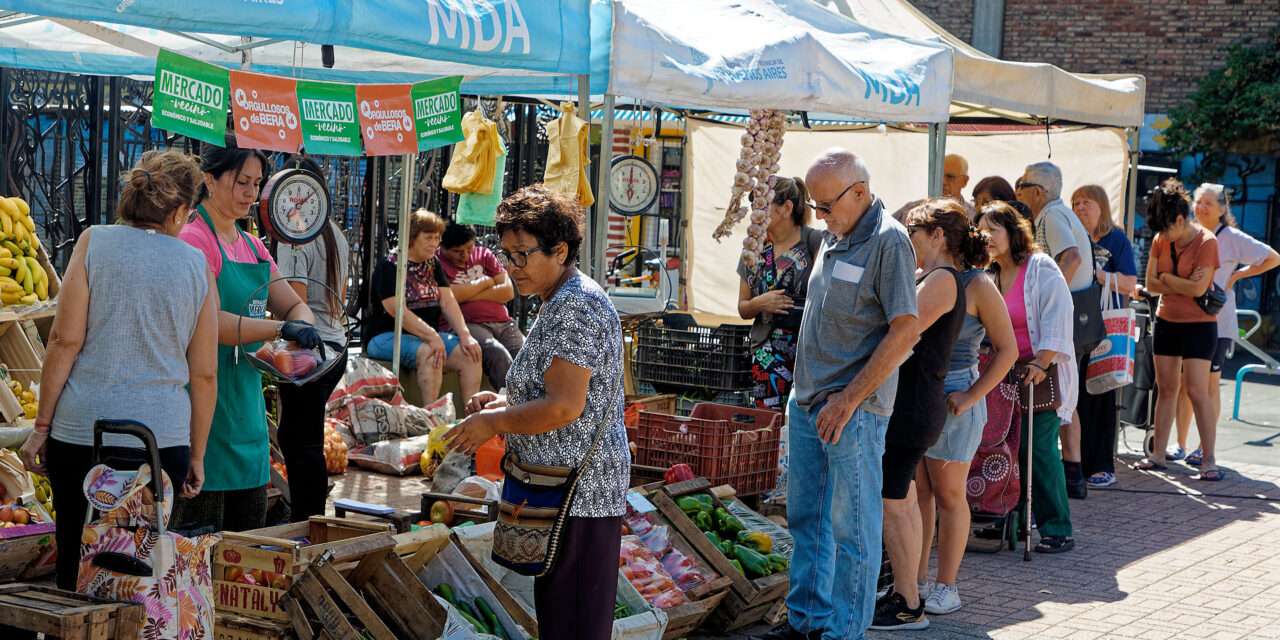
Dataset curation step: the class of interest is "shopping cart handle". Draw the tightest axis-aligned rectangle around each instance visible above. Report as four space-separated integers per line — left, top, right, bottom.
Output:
92 419 165 508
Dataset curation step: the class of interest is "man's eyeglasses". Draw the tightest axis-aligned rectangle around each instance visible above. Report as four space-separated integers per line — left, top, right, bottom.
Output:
497 246 547 268
807 181 865 215
1015 180 1042 192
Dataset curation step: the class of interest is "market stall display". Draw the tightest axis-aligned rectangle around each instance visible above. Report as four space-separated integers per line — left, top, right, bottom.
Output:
654 479 791 632
0 196 55 308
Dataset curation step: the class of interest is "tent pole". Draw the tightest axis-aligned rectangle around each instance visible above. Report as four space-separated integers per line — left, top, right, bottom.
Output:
391 152 417 378
927 122 947 197
1125 127 1139 240
594 94 616 284
576 73 594 278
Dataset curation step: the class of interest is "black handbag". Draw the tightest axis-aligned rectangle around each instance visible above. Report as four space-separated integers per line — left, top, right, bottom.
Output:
1169 237 1226 316
1071 279 1105 357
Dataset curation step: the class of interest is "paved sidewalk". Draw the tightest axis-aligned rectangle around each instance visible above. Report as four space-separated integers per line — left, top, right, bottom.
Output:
867 455 1280 640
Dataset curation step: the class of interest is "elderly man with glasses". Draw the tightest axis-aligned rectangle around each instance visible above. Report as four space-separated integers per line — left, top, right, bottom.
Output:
1016 161 1096 500
762 148 920 640
942 154 977 219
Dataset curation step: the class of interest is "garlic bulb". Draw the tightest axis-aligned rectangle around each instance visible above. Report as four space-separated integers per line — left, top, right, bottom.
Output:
715 109 788 259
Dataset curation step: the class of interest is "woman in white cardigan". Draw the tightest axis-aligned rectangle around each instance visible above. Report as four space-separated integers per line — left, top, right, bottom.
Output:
976 202 1076 554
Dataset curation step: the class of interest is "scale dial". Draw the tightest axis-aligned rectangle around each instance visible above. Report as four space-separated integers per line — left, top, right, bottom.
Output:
609 155 660 215
258 167 330 245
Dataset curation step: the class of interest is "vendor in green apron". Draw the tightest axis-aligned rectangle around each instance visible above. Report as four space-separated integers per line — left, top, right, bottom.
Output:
176 138 322 534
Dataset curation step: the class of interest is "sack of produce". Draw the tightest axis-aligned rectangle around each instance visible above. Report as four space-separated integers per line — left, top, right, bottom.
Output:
348 434 431 476
338 393 455 445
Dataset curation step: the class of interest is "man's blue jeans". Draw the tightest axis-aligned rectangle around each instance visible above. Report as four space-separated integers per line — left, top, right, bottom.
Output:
786 395 889 640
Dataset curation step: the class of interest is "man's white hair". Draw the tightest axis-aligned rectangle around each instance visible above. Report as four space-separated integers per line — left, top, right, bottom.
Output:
1024 161 1063 200
944 153 969 176
810 147 871 186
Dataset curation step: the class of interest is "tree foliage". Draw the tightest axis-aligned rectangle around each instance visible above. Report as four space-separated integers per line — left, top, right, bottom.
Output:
1164 29 1280 179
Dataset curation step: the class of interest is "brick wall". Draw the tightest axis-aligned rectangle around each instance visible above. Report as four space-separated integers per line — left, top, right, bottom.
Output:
909 0 1280 113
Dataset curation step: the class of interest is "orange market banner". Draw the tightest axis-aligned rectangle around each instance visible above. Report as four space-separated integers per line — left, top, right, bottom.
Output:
355 84 418 156
229 70 302 153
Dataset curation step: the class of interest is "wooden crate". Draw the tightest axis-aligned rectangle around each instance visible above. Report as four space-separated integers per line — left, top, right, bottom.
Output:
214 612 293 640
624 486 737 639
654 479 789 632
0 322 41 424
0 584 143 640
348 548 449 639
0 522 56 583
213 516 395 621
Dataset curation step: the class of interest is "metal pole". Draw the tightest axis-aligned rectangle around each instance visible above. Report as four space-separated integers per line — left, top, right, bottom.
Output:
576 74 593 276
927 123 947 197
391 153 417 377
1125 127 1140 240
593 94 616 283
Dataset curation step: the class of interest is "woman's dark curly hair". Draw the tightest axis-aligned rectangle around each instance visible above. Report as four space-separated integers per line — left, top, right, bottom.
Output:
495 185 584 265
1146 178 1192 234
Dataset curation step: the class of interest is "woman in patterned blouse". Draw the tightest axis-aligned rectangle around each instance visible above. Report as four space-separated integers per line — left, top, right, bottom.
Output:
446 185 629 640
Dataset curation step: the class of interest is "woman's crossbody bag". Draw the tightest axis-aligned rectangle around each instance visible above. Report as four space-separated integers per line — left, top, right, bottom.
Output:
1169 231 1227 316
491 426 608 577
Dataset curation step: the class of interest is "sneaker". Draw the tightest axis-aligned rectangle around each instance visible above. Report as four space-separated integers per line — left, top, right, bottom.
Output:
924 583 962 615
870 592 929 630
756 622 822 640
1167 446 1187 461
1087 472 1117 488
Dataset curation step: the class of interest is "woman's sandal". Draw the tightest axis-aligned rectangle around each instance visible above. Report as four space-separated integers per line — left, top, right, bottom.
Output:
1134 458 1168 471
1035 536 1076 554
1196 468 1226 481
1185 448 1204 467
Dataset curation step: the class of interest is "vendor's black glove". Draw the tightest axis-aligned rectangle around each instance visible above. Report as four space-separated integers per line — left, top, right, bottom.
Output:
280 320 322 350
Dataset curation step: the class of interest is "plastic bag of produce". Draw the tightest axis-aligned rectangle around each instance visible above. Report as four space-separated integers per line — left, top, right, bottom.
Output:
726 499 793 558
619 536 686 609
421 422 454 477
348 434 431 476
322 419 348 474
250 339 325 383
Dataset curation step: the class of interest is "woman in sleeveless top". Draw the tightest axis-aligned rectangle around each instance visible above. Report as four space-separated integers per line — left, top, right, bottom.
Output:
914 223 1018 617
874 200 987 630
736 176 820 413
19 150 219 589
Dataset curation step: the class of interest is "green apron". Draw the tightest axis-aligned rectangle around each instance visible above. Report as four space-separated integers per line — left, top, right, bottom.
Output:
197 206 271 491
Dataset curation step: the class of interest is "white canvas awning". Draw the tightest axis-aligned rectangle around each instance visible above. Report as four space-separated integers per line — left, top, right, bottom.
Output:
608 0 955 123
827 0 1146 126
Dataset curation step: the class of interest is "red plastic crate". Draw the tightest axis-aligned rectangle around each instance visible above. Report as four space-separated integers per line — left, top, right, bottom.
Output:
635 403 782 496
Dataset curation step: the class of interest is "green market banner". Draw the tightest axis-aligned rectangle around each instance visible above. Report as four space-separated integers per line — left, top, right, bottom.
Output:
152 50 229 146
296 80 364 156
411 76 464 152
151 51 462 157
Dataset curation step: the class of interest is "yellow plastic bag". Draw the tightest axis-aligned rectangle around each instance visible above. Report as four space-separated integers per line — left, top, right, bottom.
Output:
442 110 501 195
543 102 594 207
420 422 454 478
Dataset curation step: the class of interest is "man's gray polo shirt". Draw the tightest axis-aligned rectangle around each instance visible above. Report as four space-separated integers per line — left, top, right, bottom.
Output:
793 198 919 416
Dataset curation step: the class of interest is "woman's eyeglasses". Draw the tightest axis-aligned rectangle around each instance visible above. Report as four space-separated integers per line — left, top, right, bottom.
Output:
497 246 547 268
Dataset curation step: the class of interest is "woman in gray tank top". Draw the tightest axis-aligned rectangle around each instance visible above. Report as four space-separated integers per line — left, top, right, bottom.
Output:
18 150 219 590
912 216 1019 617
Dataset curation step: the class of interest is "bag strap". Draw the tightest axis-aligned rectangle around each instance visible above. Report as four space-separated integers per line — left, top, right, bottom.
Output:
1169 240 1181 278
797 226 823 293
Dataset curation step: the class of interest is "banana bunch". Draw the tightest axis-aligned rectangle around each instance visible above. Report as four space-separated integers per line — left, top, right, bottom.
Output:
28 471 53 521
9 379 35 419
0 197 48 306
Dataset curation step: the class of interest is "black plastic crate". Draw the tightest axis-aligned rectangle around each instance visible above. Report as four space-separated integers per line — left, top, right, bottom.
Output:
633 319 752 392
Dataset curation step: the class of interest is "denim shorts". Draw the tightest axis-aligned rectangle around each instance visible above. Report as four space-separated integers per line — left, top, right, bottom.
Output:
926 366 986 462
366 331 459 369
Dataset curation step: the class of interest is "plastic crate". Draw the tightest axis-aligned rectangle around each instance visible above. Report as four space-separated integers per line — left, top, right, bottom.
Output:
635 403 782 496
633 320 753 392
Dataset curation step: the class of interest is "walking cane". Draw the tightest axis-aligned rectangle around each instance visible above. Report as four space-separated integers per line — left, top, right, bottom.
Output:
1024 375 1034 562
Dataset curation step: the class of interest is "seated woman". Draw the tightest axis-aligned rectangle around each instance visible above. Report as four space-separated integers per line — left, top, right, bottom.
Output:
366 209 482 404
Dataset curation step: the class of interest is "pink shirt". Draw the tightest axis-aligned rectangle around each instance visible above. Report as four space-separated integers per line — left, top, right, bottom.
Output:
180 214 277 277
1004 262 1034 359
437 245 512 326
